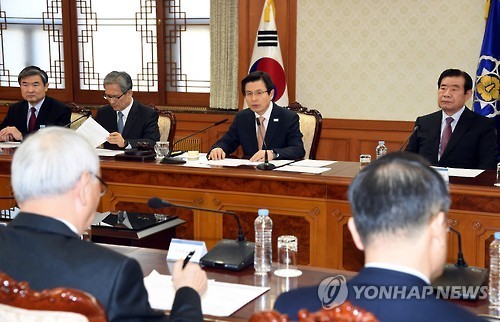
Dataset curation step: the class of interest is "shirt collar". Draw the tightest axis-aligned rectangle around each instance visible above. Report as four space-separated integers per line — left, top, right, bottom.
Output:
118 98 134 118
441 106 465 123
254 101 273 121
30 97 45 112
365 262 431 284
51 217 80 236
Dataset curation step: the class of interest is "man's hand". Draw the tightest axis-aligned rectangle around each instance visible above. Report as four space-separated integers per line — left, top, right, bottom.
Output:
107 132 127 148
208 147 226 160
171 259 207 296
250 149 275 162
0 126 23 142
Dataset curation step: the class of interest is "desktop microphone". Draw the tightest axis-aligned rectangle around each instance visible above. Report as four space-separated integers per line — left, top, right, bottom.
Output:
147 197 254 271
64 110 92 128
161 118 228 164
431 227 487 300
399 125 419 151
255 117 276 171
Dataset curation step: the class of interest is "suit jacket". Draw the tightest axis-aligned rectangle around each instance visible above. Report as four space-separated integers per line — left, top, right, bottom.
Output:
405 108 498 169
95 100 160 149
0 213 203 322
0 96 71 137
210 103 305 160
274 267 486 322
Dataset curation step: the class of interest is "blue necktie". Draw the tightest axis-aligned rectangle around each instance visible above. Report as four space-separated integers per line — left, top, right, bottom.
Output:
117 111 124 134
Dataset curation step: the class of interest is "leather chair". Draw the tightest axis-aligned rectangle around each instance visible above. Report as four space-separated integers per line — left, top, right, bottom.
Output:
0 272 106 322
286 102 323 159
68 102 91 130
154 108 176 151
249 301 378 322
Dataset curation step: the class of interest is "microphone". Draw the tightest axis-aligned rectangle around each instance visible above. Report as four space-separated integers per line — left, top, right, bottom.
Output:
399 125 419 151
255 117 276 171
148 197 255 271
64 110 92 128
161 118 228 164
431 226 487 300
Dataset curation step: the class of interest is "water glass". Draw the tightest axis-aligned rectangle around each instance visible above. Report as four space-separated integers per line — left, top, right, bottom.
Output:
274 235 302 277
154 141 170 160
359 154 371 170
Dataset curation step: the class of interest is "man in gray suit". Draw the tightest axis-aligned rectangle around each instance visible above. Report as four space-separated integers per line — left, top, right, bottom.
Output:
0 127 206 322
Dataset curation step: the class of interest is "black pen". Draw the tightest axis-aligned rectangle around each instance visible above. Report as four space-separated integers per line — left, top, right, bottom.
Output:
182 250 195 269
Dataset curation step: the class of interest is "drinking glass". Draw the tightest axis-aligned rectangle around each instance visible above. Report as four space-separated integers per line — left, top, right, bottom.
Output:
274 235 302 277
359 154 371 170
154 141 170 160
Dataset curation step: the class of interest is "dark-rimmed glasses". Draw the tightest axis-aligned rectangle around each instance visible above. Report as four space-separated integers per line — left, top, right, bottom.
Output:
93 174 108 196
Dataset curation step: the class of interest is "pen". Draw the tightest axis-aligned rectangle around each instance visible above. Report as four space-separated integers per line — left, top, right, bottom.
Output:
182 250 195 269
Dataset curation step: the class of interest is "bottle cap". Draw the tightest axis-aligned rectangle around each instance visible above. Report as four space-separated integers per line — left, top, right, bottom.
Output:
258 209 269 216
379 141 385 145
495 232 500 239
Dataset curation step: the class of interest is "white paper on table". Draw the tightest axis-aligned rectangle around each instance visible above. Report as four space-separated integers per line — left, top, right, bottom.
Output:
276 165 331 174
95 148 124 157
292 160 337 167
447 168 484 178
0 142 21 148
144 270 269 317
202 158 252 167
75 117 109 148
240 159 294 167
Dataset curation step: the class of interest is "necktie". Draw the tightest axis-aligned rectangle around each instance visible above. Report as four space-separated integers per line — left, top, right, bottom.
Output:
28 107 37 133
257 116 266 150
440 117 453 157
117 111 124 134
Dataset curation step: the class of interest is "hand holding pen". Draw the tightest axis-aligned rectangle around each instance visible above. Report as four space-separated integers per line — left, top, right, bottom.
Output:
172 251 207 296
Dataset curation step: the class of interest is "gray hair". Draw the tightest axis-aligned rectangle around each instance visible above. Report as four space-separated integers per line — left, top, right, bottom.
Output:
12 127 100 204
103 71 133 93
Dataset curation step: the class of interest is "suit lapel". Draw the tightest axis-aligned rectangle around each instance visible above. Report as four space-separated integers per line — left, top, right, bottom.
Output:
265 104 281 146
121 102 138 137
428 112 443 163
440 108 473 161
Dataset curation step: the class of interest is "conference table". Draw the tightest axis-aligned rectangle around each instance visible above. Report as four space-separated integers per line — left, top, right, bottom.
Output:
106 244 493 321
0 150 498 271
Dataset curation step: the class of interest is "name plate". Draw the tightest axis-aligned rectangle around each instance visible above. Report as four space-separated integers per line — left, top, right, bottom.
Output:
166 238 207 263
432 166 450 184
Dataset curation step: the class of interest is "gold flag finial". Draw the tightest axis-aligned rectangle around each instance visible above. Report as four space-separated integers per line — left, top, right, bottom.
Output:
484 0 491 20
264 0 276 22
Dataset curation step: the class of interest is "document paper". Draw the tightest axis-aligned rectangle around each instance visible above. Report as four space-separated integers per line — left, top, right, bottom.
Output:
144 270 269 317
75 117 109 148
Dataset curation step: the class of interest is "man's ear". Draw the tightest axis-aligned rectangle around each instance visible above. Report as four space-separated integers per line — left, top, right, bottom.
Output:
75 172 91 207
429 211 447 243
348 217 365 251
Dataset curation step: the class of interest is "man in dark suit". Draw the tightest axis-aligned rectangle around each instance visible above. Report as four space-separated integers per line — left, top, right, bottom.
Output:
405 69 497 169
208 71 305 161
0 66 71 141
0 127 206 322
274 152 486 322
95 71 160 150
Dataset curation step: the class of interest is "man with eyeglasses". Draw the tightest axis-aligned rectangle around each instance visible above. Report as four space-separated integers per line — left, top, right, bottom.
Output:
208 71 305 161
0 66 71 142
95 71 160 150
0 127 207 321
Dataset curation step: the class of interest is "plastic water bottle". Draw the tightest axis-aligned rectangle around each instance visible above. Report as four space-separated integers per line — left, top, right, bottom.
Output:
376 141 387 159
254 209 272 274
489 232 500 306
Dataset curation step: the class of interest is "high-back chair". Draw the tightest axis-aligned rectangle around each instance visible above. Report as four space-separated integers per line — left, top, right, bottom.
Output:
155 108 176 151
286 102 323 159
0 272 107 322
68 102 91 130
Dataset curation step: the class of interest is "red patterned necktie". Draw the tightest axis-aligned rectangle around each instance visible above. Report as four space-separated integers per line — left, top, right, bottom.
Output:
28 107 37 133
440 117 453 157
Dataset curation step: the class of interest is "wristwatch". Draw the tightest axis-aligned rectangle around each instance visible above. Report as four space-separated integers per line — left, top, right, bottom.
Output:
272 150 279 159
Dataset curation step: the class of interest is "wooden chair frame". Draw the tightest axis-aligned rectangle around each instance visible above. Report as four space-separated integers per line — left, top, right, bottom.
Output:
287 101 323 159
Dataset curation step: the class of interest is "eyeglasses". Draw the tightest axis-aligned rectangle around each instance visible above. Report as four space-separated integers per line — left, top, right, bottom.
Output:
93 174 108 197
245 90 269 98
103 92 126 100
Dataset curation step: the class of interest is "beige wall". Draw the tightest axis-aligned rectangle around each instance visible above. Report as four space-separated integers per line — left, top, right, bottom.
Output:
296 0 485 121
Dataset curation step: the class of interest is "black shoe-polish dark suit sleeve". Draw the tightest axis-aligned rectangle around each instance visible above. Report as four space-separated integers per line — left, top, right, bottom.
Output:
95 100 160 150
